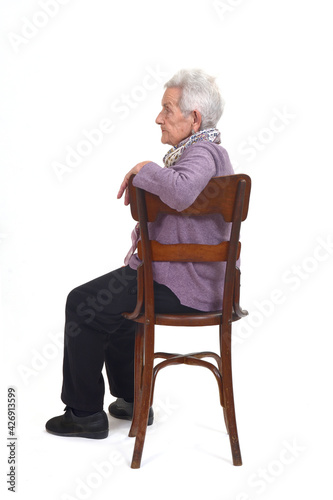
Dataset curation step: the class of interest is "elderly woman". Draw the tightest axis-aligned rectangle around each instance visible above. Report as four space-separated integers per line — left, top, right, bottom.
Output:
46 69 235 439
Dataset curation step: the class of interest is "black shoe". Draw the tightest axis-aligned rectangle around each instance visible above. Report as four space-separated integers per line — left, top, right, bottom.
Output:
108 398 154 426
45 407 109 439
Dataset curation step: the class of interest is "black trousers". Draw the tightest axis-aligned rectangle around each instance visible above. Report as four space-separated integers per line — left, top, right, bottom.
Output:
61 265 200 412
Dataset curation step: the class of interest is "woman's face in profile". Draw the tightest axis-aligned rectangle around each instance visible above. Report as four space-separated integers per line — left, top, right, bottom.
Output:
155 87 194 147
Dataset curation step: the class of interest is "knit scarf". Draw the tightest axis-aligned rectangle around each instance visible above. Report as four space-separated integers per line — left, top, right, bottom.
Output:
163 127 221 167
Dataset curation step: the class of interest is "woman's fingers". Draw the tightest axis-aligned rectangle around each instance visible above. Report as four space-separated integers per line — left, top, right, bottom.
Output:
117 162 151 204
117 177 129 199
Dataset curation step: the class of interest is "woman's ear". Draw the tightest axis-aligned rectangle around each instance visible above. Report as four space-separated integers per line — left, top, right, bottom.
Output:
192 110 202 132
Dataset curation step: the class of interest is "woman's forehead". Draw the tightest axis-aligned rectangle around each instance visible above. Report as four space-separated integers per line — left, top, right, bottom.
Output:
161 87 181 107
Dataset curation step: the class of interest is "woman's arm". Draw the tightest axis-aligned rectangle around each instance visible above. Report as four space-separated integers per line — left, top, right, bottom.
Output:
121 144 217 211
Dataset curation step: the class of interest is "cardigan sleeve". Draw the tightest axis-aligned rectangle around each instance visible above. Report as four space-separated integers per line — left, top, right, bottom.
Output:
132 143 216 211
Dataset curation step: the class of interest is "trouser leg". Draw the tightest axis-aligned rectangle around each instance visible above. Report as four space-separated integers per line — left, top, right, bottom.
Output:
104 319 136 401
61 266 138 412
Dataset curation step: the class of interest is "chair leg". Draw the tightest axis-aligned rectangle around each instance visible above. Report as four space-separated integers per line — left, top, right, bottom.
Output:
223 388 242 466
130 379 153 468
223 406 229 434
131 323 155 469
220 323 242 466
129 324 144 438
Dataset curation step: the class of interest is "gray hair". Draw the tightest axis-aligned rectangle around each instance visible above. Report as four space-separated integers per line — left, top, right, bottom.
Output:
164 69 225 130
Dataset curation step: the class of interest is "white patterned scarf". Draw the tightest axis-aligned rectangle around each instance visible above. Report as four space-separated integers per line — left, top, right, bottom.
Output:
124 128 221 265
163 128 221 167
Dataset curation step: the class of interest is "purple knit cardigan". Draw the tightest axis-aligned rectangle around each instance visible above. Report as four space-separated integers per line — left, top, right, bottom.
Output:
129 141 235 311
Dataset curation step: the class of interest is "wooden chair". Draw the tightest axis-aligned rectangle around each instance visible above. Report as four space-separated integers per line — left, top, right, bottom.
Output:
123 174 251 468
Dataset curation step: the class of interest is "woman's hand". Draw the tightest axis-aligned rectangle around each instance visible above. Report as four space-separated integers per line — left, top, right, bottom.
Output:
117 161 151 205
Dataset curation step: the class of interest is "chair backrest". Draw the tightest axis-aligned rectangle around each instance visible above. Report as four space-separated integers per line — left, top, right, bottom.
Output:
129 174 251 223
127 174 251 319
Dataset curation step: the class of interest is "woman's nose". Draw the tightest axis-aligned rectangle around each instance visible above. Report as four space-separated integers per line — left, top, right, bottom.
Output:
155 111 164 125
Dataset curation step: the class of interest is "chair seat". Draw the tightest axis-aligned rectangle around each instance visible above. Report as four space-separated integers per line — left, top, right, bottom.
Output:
123 311 222 326
123 309 247 326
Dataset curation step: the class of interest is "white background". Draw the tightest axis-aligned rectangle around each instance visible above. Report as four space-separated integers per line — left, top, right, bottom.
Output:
1 0 332 499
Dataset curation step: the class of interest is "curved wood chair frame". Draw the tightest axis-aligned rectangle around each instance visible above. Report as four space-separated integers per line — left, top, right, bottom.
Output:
123 174 251 468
